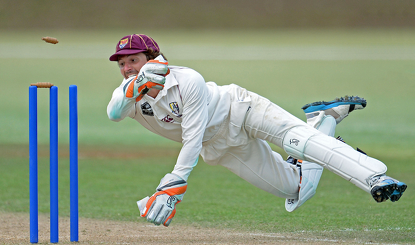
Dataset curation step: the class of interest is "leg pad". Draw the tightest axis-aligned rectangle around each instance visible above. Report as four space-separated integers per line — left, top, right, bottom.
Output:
283 126 387 193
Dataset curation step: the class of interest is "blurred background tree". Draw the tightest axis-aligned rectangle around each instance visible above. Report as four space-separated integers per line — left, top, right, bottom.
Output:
1 0 414 30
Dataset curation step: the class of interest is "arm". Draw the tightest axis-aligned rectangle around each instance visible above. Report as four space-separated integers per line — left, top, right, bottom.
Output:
171 71 209 181
137 69 209 226
107 78 137 122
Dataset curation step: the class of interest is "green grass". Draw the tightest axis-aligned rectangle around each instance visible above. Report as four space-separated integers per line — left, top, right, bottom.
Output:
1 29 415 243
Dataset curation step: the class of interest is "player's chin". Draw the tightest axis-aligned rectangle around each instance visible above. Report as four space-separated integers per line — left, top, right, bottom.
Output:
124 72 138 79
123 75 134 79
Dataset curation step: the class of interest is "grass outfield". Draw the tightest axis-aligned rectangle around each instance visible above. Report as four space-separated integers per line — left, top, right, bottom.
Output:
1 29 414 243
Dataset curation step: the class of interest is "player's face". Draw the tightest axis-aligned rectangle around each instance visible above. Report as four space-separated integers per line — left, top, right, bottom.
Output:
118 53 148 79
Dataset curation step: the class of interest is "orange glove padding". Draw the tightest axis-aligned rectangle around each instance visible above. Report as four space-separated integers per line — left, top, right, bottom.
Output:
124 56 170 101
137 173 187 226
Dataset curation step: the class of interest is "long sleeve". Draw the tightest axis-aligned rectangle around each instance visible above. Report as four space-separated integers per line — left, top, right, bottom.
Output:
171 71 209 181
107 78 136 122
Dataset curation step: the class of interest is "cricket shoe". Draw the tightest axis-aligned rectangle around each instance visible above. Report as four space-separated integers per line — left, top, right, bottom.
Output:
337 142 407 203
302 96 367 124
369 175 398 203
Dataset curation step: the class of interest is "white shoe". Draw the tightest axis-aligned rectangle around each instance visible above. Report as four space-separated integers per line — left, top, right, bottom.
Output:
370 175 407 203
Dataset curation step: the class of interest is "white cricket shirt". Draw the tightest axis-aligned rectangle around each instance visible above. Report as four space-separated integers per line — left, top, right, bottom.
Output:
107 66 231 180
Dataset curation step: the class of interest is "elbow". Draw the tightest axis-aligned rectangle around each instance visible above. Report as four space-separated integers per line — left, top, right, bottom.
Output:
107 107 123 122
108 111 122 122
108 116 122 122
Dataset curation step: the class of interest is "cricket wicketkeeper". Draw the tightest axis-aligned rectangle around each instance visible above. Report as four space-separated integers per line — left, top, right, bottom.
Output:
107 34 407 226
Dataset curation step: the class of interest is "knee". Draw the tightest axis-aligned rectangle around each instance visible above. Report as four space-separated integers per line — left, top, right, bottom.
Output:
282 126 320 160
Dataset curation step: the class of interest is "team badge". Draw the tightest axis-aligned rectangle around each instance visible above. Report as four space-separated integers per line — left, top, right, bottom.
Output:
169 102 180 116
119 38 129 49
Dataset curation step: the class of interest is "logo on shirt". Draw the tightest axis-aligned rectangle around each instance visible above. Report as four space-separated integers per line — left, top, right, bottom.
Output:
169 102 181 117
161 115 174 123
141 102 153 116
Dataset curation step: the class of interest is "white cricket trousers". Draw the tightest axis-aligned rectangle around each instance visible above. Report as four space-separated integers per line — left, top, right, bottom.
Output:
201 84 388 197
201 85 313 199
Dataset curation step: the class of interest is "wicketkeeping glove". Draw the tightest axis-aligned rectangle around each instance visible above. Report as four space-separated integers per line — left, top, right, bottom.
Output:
124 55 170 101
137 173 187 226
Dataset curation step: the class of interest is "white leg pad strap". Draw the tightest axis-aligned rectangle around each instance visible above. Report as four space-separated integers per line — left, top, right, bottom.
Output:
283 126 387 193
